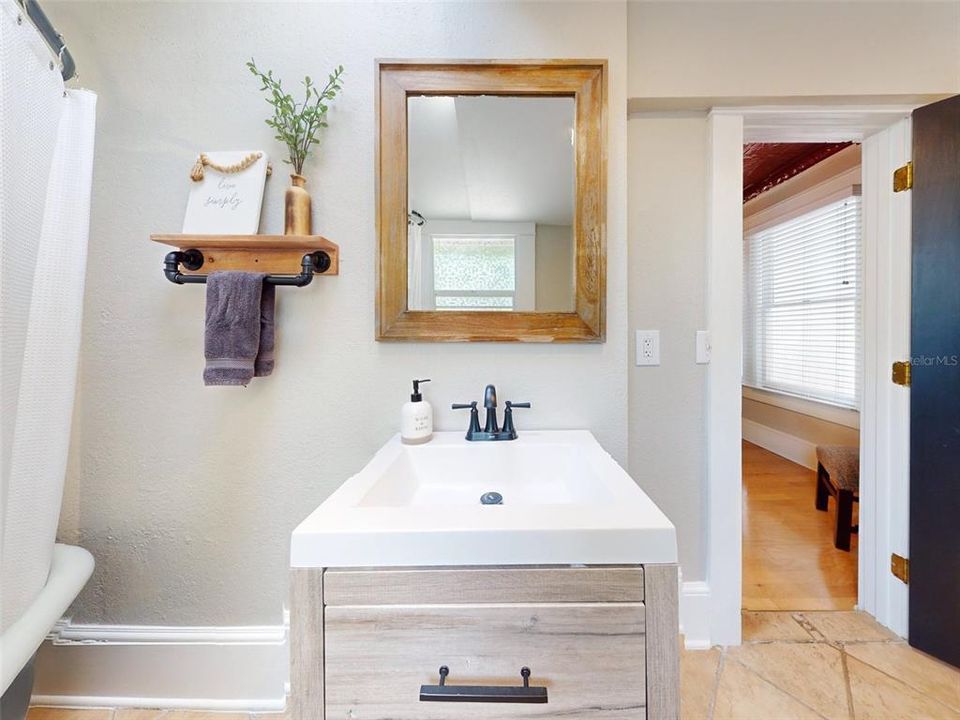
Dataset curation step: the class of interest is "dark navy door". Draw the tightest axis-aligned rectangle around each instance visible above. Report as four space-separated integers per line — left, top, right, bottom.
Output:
909 94 960 668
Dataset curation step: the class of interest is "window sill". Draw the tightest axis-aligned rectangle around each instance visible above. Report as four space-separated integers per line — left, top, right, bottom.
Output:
742 385 859 429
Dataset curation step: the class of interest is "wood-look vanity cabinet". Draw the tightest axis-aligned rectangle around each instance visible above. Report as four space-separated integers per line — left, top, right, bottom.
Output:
290 565 679 720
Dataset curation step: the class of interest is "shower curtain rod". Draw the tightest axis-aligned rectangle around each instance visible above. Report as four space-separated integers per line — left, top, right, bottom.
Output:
18 0 76 81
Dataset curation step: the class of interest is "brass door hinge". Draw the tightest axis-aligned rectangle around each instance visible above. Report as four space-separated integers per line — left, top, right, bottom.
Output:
893 161 913 192
891 553 910 584
892 360 912 386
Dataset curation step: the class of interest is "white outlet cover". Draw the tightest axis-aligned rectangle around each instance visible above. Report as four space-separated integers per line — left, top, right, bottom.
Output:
635 330 660 366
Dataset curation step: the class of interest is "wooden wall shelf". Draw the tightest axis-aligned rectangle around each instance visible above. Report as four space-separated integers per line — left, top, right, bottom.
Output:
151 234 340 277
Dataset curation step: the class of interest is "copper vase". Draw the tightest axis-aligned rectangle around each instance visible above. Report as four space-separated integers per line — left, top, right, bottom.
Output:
284 174 312 235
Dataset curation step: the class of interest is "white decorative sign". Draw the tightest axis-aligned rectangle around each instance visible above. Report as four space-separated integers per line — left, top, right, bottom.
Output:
182 150 269 234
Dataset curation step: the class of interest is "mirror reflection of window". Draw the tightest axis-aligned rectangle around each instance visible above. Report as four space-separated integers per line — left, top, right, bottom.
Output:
434 236 516 311
407 95 576 313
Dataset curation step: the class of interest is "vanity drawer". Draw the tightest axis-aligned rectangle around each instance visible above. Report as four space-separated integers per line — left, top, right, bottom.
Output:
324 565 645 605
324 603 646 719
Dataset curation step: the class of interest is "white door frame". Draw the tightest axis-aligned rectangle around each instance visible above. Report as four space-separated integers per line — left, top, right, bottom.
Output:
705 104 916 646
859 118 912 638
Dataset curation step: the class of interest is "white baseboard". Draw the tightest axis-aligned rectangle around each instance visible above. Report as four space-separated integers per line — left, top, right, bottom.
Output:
680 581 712 650
742 418 818 470
31 617 288 711
34 587 716 705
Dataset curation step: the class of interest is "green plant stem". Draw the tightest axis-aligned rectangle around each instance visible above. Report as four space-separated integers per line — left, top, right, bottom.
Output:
247 59 344 176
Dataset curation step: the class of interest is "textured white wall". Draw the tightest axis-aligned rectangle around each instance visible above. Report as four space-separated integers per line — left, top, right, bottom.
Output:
628 1 960 99
627 117 709 580
49 1 629 625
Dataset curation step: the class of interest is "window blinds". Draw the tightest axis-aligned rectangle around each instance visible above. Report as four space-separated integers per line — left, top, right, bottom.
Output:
743 195 862 409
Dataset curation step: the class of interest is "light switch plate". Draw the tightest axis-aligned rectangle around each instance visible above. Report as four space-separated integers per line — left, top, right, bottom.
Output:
696 330 711 364
636 330 660 366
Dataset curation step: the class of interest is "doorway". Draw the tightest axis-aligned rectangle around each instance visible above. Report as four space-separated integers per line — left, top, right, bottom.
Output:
739 142 863 611
704 105 918 646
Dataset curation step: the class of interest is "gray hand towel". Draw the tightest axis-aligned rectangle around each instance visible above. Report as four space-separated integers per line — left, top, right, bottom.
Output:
204 271 268 386
254 283 275 377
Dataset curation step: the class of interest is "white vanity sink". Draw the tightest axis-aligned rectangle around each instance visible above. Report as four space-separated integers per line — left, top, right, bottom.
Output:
291 430 677 568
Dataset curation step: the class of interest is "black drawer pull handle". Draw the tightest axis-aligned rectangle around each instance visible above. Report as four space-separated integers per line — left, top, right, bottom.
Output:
420 665 548 704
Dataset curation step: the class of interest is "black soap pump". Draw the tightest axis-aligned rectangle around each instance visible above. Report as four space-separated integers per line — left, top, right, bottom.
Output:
401 378 433 445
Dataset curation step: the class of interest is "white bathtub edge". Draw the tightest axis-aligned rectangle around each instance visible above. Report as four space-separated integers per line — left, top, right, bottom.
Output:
1 544 94 694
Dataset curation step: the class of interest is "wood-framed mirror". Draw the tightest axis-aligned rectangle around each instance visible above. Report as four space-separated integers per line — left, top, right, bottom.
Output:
376 60 607 342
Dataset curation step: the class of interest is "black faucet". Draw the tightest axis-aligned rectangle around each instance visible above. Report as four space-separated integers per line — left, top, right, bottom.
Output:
453 384 530 441
483 384 499 433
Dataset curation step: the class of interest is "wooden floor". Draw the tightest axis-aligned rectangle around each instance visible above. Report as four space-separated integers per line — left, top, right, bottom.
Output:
28 612 960 720
742 441 858 611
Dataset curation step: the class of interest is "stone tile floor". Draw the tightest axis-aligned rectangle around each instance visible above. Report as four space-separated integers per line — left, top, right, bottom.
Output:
27 611 960 720
692 611 960 720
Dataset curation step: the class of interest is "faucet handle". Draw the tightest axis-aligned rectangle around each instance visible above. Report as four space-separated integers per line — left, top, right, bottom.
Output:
452 401 482 438
502 401 531 437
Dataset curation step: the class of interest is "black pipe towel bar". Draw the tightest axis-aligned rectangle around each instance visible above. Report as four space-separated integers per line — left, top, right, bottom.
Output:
163 249 332 287
419 666 548 704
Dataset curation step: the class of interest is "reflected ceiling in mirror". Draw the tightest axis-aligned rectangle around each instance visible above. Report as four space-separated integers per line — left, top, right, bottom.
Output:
407 95 576 313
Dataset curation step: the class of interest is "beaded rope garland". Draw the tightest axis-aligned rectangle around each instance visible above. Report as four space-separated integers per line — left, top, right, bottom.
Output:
190 152 272 182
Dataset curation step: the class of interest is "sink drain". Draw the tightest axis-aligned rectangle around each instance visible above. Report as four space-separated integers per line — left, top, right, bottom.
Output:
480 491 503 505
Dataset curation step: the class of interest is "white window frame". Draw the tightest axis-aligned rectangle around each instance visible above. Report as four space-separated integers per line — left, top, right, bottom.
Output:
742 159 862 425
418 220 536 311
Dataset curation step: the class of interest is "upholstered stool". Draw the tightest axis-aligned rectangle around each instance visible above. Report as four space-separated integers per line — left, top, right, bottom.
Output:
815 445 860 551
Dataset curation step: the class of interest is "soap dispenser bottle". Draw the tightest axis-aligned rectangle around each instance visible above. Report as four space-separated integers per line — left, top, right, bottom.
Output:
401 378 433 445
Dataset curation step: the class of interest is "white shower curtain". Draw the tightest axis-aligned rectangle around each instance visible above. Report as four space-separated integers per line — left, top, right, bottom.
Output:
1 0 97 636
